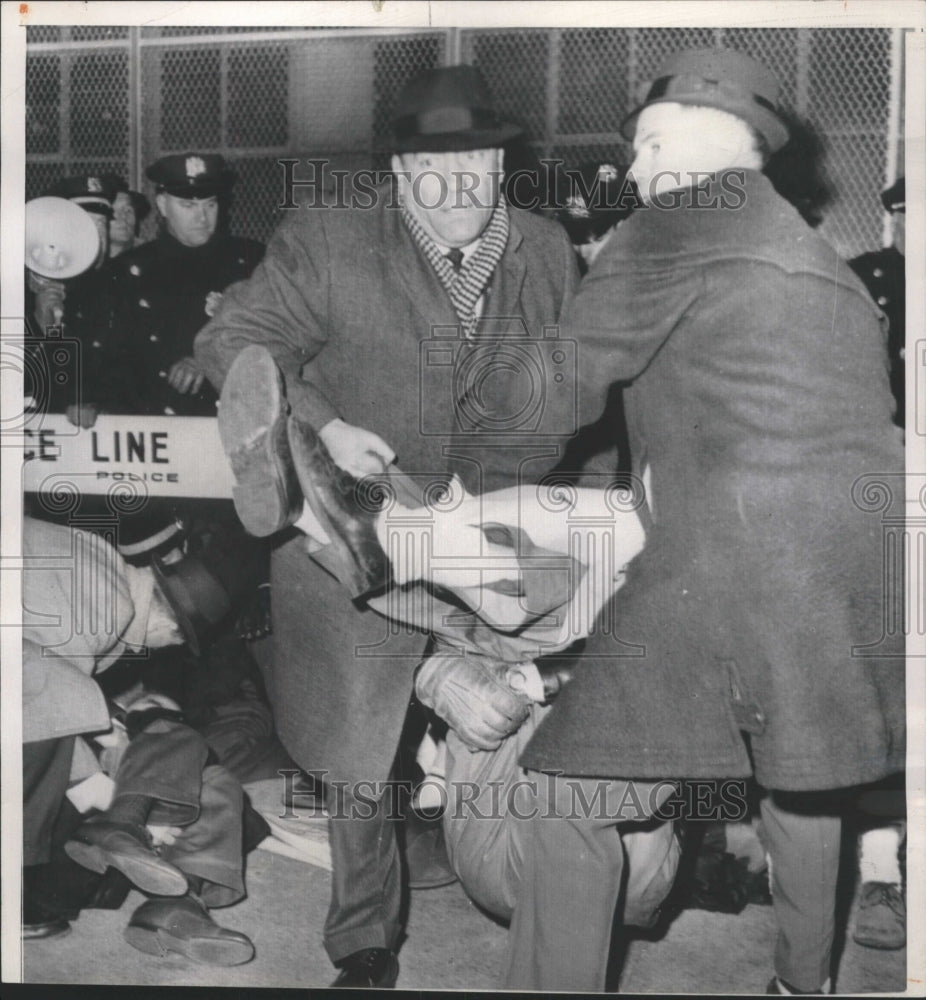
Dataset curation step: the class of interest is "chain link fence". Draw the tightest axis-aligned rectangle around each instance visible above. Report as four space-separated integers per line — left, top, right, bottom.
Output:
26 25 902 257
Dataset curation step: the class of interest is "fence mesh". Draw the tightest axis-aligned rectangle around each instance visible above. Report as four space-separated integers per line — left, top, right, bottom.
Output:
26 25 900 257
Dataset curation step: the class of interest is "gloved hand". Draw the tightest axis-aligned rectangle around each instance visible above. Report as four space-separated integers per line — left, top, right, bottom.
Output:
415 654 531 752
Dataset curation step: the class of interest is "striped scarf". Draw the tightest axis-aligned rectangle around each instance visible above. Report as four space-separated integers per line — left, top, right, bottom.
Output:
400 192 510 338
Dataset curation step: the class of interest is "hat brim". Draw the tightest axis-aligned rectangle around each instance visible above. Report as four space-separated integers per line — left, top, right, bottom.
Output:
156 184 228 200
152 554 232 658
621 95 789 154
393 122 523 154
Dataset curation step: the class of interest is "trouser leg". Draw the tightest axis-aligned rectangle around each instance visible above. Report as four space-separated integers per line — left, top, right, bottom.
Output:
502 771 627 991
118 720 245 906
155 764 246 908
760 790 841 992
24 737 75 866
114 719 206 822
323 784 403 963
444 704 678 991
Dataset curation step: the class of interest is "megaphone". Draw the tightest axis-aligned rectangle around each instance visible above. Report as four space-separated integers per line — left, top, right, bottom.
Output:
25 196 101 279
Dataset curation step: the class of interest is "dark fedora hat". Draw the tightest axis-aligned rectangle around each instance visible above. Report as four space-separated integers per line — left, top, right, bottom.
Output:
152 551 234 657
392 65 522 153
622 48 789 153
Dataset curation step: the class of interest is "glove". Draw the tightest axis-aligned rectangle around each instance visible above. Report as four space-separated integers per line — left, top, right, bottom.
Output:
415 654 531 752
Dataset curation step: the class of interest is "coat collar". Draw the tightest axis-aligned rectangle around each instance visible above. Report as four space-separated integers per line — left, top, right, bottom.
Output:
382 183 527 320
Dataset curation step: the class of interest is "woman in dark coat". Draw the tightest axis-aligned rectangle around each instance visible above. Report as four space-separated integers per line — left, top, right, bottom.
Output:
521 48 905 996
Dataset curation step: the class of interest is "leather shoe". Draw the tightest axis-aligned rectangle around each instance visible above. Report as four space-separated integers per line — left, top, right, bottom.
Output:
853 881 905 950
22 900 71 941
65 819 188 897
124 893 255 966
218 344 304 537
287 413 393 597
331 947 399 988
405 812 457 890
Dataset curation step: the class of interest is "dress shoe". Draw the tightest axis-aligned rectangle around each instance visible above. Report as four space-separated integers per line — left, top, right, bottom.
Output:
287 413 393 598
218 343 304 537
22 900 71 941
65 818 188 897
331 947 399 988
853 880 905 950
124 893 255 966
405 812 457 890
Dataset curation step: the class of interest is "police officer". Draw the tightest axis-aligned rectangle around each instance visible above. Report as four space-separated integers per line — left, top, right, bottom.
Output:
104 153 264 417
99 154 270 640
850 177 905 428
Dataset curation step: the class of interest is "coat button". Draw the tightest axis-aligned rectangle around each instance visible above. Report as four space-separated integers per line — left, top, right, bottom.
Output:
877 296 888 306
150 334 159 342
129 265 141 276
92 340 102 349
873 267 883 278
139 299 150 309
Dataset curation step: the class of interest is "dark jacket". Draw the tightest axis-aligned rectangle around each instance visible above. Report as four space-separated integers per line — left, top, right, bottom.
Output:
106 231 265 416
25 263 119 414
850 245 905 428
195 187 580 784
522 171 905 792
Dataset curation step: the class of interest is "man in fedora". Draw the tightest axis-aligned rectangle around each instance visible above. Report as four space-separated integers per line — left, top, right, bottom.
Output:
195 64 589 987
512 47 904 993
22 516 264 963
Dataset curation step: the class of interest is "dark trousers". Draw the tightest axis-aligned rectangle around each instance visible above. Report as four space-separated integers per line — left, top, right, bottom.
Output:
324 787 403 963
24 737 75 867
115 719 245 908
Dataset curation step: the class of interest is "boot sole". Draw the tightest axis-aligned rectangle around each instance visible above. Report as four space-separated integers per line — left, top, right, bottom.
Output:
64 840 188 897
218 345 299 537
125 923 255 966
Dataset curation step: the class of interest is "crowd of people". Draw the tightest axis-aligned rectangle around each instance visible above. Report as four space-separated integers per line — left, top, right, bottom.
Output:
20 46 907 993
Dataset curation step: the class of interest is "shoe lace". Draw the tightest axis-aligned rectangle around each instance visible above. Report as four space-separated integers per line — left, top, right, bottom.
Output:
861 883 904 917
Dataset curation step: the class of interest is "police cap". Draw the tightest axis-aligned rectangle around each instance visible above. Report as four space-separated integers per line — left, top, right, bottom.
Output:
146 153 232 199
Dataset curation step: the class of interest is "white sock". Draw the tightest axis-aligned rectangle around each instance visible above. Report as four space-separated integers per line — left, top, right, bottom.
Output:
66 772 116 813
859 826 903 884
294 500 331 546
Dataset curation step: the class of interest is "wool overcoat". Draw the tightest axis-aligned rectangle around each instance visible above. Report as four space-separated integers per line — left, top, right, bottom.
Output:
195 187 579 785
521 171 906 792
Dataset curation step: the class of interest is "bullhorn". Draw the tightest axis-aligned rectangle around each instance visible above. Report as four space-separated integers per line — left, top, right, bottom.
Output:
25 196 100 279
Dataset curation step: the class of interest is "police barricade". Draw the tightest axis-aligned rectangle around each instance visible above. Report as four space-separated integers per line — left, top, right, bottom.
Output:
23 414 234 499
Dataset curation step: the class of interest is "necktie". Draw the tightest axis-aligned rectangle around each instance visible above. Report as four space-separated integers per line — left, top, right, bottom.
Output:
444 247 464 273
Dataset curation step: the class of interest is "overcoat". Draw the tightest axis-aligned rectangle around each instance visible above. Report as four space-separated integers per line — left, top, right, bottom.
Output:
195 186 579 785
22 517 151 742
522 171 906 791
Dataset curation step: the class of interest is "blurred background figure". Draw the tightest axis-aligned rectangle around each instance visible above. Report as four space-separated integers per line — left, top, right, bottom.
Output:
850 177 906 429
762 111 835 230
105 176 151 258
554 160 636 271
